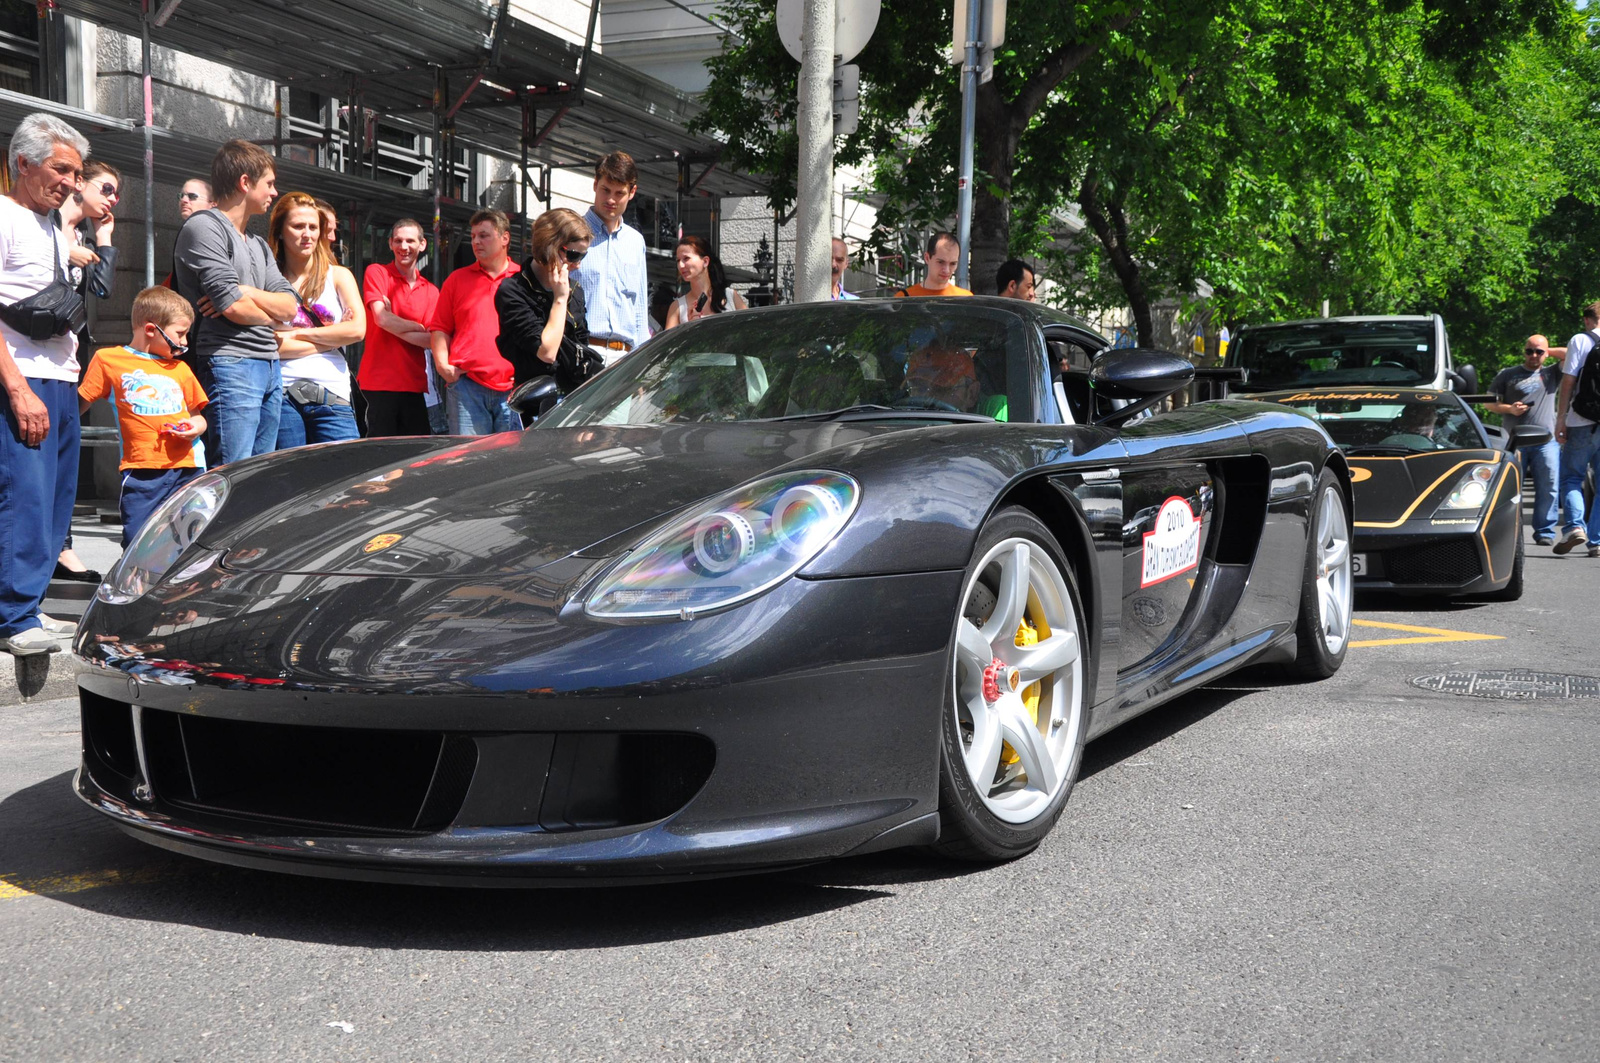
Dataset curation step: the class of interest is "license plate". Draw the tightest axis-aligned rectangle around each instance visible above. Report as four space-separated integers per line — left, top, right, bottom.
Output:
1351 553 1368 576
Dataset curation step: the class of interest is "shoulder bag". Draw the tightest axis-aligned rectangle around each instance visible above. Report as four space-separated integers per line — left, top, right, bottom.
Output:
0 213 86 342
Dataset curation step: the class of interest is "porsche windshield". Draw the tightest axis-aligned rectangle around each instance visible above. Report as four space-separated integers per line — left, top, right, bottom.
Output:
1233 320 1436 390
536 302 1032 427
1270 391 1485 453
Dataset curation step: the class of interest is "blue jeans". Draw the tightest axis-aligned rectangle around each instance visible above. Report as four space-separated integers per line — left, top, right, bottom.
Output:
1558 422 1600 538
120 466 203 547
0 379 79 636
275 392 360 449
199 355 282 465
1514 439 1560 540
447 375 516 435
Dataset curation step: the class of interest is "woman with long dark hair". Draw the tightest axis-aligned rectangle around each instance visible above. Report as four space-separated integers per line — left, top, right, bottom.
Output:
267 191 365 447
665 235 746 328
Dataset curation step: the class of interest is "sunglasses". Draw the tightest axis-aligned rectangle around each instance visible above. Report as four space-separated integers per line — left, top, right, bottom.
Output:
179 191 204 202
1525 347 1548 355
562 246 587 264
94 182 120 199
153 323 189 359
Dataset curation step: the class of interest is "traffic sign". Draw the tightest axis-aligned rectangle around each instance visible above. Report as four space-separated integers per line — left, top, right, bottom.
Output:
833 63 860 136
951 0 1006 83
778 0 881 64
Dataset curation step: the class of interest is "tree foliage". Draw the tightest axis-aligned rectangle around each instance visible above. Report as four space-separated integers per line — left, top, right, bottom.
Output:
695 0 1598 371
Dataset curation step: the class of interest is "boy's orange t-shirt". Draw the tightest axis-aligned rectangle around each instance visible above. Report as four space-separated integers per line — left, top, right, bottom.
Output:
895 283 974 298
78 345 209 471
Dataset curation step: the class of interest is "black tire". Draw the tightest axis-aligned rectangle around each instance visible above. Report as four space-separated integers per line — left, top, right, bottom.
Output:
934 507 1090 862
1287 469 1353 680
1490 533 1525 602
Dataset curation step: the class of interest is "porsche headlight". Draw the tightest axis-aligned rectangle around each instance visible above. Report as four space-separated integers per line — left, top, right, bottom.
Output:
1436 464 1496 513
585 471 859 620
98 472 229 604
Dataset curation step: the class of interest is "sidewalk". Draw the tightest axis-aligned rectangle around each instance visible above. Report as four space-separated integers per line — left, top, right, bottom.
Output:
4 508 124 705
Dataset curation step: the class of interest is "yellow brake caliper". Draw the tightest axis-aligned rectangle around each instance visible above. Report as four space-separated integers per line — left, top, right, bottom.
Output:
1000 606 1049 766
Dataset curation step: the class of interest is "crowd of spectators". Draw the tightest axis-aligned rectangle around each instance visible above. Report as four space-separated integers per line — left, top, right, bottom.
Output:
0 111 1044 656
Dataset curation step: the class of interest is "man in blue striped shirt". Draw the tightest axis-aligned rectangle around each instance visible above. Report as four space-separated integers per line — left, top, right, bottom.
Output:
572 152 649 365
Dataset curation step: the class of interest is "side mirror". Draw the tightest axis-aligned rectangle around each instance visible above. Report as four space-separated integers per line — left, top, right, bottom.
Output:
1511 424 1552 448
1090 348 1196 397
1448 364 1479 393
508 376 559 419
1089 348 1195 426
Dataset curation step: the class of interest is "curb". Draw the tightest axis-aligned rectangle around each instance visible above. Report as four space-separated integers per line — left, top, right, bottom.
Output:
4 648 81 706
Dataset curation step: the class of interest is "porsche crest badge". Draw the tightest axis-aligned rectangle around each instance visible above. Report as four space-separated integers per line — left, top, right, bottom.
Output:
363 533 403 554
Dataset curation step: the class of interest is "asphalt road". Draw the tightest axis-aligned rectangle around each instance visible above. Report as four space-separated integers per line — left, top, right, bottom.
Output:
3 536 1597 1062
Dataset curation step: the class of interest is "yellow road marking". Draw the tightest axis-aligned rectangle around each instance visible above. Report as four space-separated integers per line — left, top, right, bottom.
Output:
1350 618 1504 648
0 866 168 902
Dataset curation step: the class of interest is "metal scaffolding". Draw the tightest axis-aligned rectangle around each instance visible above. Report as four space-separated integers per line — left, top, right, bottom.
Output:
27 0 765 280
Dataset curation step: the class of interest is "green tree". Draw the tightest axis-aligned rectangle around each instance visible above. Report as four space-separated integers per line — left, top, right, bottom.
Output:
697 0 1582 361
1030 0 1588 349
696 0 1141 292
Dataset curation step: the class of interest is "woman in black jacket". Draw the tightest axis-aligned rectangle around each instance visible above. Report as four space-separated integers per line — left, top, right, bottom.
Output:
495 207 597 400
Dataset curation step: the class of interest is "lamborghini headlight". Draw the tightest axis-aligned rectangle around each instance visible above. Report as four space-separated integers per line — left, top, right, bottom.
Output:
585 471 859 620
98 472 229 604
1436 464 1496 513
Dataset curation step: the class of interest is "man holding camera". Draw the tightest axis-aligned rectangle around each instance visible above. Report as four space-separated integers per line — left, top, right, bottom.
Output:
0 113 90 656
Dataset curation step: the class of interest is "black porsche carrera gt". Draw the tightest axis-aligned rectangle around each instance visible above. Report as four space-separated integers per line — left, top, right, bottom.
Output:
1256 386 1544 600
74 297 1355 884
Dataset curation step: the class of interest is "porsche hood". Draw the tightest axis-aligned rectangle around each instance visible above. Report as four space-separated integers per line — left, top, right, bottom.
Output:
214 423 894 577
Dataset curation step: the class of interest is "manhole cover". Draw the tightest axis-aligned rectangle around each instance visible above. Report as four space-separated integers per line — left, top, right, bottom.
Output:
1409 671 1600 700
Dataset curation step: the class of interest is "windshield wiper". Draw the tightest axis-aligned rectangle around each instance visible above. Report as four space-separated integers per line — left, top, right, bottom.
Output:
1345 445 1414 456
759 404 992 423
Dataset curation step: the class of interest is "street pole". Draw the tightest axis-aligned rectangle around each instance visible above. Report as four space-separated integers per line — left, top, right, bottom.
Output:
140 2 155 288
954 0 981 291
794 0 835 303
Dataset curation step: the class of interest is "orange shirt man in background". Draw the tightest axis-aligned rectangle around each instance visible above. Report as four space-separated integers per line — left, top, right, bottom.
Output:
896 232 973 298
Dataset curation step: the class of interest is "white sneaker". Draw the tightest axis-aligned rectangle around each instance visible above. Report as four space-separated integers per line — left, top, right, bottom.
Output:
1 627 62 656
1554 527 1588 555
36 614 76 636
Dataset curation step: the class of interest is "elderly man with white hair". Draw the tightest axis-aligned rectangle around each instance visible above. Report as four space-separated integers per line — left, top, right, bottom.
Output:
0 111 89 656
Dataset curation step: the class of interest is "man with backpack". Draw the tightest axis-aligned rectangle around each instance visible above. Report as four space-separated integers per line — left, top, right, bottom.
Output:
1552 302 1600 556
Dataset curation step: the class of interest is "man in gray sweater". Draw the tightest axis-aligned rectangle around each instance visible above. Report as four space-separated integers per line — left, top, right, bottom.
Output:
172 139 297 465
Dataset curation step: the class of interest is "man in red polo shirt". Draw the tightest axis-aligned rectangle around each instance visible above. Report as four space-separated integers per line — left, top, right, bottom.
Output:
359 218 439 436
429 210 521 435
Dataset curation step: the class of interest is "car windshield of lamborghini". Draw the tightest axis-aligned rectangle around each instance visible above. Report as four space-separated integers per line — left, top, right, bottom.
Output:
1271 391 1486 454
537 301 1040 428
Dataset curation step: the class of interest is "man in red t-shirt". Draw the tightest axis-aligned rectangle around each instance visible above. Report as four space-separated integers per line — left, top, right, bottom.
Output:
429 210 520 435
360 219 439 436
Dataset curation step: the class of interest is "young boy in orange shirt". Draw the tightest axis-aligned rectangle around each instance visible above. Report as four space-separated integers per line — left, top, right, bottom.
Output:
79 287 209 545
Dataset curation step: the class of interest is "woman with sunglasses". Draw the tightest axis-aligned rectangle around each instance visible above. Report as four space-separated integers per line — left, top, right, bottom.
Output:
665 234 745 329
51 159 122 584
266 191 366 448
495 207 596 408
58 159 119 302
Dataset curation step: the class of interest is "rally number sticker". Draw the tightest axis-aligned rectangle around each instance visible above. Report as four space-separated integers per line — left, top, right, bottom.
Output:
1141 496 1202 587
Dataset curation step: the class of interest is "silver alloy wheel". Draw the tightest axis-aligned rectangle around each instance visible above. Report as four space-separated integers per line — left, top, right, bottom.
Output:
952 537 1085 824
1313 485 1354 655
